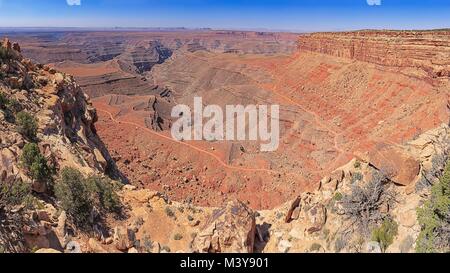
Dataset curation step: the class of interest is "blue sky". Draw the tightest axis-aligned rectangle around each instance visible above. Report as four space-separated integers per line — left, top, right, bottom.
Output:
0 0 449 31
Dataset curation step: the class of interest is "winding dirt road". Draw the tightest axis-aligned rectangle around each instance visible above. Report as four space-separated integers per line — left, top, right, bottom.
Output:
96 105 285 175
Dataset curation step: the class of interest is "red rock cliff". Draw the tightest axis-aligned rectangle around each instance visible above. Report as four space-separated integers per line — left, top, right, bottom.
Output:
298 30 450 79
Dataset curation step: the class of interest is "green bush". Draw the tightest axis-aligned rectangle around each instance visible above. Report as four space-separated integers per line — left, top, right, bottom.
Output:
30 154 51 183
20 143 51 184
55 168 92 227
16 111 38 140
20 143 41 169
416 160 450 253
371 218 398 252
55 167 122 227
333 192 343 201
86 175 121 213
0 180 34 208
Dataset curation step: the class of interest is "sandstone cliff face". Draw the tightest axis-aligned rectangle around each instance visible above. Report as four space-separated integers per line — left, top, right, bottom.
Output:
0 38 114 185
298 30 450 80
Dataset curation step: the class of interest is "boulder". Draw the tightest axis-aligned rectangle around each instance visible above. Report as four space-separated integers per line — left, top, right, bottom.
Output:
284 196 301 223
358 145 420 186
113 226 136 251
0 148 19 183
192 199 256 253
93 148 107 170
53 73 65 88
56 211 67 237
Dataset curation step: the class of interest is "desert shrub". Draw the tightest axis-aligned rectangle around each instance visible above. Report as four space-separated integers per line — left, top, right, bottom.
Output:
30 153 51 183
55 168 92 227
0 92 9 110
0 46 12 61
354 160 361 169
341 171 394 234
173 233 183 241
0 180 33 208
20 143 41 169
16 111 38 140
141 236 154 253
416 160 450 253
416 153 448 192
333 192 343 202
85 175 121 213
165 207 175 218
20 143 51 183
351 172 364 184
371 218 398 252
55 168 122 228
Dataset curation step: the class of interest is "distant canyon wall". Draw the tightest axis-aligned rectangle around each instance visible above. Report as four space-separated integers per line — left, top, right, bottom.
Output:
298 30 450 79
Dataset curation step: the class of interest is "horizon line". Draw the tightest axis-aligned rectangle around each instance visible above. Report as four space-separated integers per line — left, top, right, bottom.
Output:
1 26 450 34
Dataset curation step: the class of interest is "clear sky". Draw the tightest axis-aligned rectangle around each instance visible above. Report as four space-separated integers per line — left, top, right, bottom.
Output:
0 0 449 32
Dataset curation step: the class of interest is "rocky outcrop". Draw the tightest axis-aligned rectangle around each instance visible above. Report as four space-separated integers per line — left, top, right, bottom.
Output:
298 30 450 80
0 38 117 181
192 200 256 253
1 38 124 252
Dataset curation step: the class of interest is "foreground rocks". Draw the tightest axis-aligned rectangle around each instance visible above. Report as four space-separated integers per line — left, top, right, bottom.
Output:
192 200 256 253
113 226 136 251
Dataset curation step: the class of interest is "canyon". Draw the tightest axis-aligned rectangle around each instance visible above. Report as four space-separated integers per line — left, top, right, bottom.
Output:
6 29 449 209
1 29 449 253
